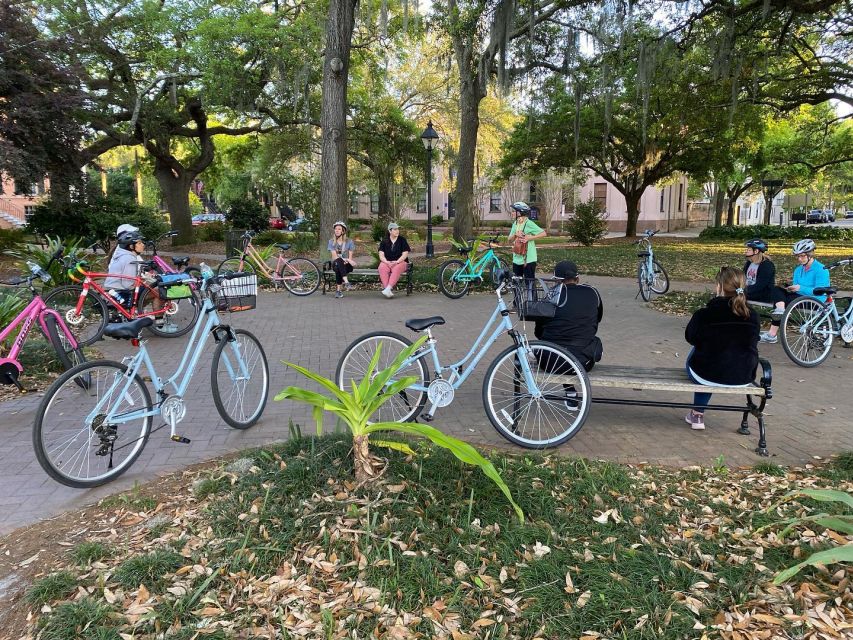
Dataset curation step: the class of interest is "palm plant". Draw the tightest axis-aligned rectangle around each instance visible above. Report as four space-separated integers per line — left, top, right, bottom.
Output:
276 336 524 522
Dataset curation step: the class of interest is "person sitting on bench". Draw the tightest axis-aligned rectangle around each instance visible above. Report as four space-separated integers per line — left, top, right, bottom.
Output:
743 238 783 315
378 222 411 298
759 238 830 344
684 266 759 430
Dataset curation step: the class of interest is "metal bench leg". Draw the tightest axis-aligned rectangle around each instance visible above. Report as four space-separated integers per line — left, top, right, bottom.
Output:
738 410 751 435
756 414 768 456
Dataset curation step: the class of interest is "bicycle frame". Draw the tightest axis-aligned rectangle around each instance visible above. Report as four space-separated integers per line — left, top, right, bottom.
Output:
70 267 166 320
0 295 78 371
236 241 304 282
638 237 655 281
454 249 503 282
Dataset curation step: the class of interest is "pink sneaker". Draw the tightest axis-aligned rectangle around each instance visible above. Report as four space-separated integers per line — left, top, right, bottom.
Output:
684 411 705 430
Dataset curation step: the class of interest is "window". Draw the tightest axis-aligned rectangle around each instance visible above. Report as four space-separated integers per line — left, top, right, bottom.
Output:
24 205 36 220
490 191 501 212
416 189 427 213
677 183 684 212
370 193 379 214
349 192 358 214
448 193 456 218
660 189 665 213
593 183 607 211
529 180 537 204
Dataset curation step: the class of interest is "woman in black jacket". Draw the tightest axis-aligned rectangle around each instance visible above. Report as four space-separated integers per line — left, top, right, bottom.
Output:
684 266 759 430
743 238 782 313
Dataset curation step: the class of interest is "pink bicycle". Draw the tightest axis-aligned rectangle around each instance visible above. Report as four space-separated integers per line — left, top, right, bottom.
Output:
0 250 87 391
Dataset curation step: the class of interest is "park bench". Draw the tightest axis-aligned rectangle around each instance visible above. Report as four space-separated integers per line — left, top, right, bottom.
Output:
321 260 414 296
544 360 772 456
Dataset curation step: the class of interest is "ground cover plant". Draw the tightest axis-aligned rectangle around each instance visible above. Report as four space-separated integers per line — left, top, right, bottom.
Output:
12 435 853 639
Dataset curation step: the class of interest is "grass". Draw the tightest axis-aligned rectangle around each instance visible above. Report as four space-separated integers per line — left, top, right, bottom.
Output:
98 484 158 511
23 435 853 639
37 598 120 640
70 541 113 566
25 571 77 607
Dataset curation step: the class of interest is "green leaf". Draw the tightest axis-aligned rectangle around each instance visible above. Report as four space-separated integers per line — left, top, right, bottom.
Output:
794 488 853 510
813 516 853 535
365 422 524 523
312 406 324 436
372 440 417 456
773 543 853 584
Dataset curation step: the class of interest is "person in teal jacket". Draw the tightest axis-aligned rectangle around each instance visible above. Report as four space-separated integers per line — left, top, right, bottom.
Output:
760 239 831 344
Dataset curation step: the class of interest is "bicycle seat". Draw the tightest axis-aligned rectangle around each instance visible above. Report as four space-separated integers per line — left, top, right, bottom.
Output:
103 317 154 340
171 256 190 267
405 316 445 332
457 246 473 255
275 243 291 251
814 287 837 296
636 251 651 257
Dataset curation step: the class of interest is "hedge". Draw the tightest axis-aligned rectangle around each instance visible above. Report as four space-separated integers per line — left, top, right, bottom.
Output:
698 224 853 241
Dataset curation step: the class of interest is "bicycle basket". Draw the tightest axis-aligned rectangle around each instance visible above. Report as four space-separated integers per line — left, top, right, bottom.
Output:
514 279 559 320
215 275 258 312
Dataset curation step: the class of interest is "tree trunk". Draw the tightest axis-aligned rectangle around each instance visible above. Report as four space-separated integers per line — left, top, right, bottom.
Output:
624 191 642 237
763 190 776 224
453 85 483 242
352 433 383 485
319 0 358 254
154 161 195 245
726 194 737 226
713 189 725 227
377 173 392 222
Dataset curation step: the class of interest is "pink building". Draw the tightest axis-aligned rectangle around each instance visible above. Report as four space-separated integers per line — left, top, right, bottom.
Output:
0 174 48 229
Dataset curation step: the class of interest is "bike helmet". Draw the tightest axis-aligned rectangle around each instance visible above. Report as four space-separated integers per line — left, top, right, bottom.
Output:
745 238 768 252
792 239 816 255
332 220 348 232
117 230 144 247
511 201 531 215
116 223 139 236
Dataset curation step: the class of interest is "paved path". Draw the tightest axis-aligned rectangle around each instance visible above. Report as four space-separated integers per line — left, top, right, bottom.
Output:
2 276 851 535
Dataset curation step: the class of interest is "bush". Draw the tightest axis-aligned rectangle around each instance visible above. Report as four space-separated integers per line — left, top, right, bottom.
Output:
371 221 385 243
565 197 609 246
252 230 288 245
0 227 25 252
698 224 853 242
224 198 268 232
478 220 514 229
430 214 444 226
196 220 226 242
251 230 319 255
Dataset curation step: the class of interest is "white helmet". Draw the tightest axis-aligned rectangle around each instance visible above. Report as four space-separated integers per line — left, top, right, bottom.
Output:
116 224 139 236
792 239 816 255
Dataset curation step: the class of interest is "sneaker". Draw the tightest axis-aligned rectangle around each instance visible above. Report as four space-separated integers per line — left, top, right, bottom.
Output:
335 291 344 299
563 384 579 410
344 282 353 291
771 307 785 316
684 411 705 430
759 331 778 344
381 287 392 298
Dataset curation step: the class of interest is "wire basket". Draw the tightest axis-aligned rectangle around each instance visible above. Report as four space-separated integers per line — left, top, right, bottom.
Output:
512 278 557 320
215 275 258 313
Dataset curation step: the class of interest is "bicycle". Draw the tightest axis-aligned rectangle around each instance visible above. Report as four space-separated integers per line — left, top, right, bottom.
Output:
43 253 201 346
336 273 591 448
145 231 202 283
437 236 509 299
780 258 853 367
634 229 670 301
1 250 88 391
218 231 320 296
32 270 270 488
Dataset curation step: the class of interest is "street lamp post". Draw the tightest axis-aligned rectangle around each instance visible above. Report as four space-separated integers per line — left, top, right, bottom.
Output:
420 120 439 258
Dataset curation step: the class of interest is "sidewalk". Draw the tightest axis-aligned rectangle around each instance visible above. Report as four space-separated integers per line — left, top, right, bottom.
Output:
1 276 849 534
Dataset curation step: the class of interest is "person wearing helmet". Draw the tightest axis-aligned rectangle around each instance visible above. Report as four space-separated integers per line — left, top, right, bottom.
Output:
742 238 781 311
116 223 139 237
759 238 830 344
104 230 147 308
507 201 547 287
328 220 356 298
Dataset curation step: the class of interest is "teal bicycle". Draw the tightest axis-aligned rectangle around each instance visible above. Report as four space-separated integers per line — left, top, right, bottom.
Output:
32 270 270 488
438 236 509 299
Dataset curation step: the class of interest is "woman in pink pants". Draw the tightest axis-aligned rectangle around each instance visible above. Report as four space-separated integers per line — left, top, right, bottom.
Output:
378 222 411 298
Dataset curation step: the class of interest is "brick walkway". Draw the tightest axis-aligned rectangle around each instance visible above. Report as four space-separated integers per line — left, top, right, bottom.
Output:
1 275 851 534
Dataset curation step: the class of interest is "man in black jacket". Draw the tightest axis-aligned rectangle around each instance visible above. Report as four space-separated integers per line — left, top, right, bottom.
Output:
534 260 603 371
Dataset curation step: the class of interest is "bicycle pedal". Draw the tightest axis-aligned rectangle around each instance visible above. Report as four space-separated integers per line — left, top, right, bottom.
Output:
421 413 434 422
170 435 191 444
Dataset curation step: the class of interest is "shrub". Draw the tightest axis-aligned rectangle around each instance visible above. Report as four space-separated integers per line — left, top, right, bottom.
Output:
252 230 288 245
371 221 385 242
196 220 226 242
565 197 609 246
430 214 444 225
224 197 268 232
698 224 853 242
0 291 27 334
0 227 25 252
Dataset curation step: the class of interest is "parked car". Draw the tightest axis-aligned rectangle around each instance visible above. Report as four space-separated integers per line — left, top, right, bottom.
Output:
825 210 836 222
287 216 309 232
846 210 853 219
192 213 226 225
807 209 824 223
269 217 285 229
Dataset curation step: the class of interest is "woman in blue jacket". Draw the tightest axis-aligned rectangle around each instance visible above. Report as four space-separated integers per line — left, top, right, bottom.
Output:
760 239 831 344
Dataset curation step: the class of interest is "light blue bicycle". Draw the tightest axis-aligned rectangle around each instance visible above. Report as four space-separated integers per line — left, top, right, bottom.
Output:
336 274 591 448
32 271 270 488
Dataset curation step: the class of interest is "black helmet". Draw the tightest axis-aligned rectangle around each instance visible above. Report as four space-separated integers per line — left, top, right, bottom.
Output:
117 230 144 247
745 238 768 253
511 201 531 215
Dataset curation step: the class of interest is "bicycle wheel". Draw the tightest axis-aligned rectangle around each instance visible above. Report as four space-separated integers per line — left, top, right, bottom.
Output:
211 329 269 429
335 331 429 423
650 260 669 294
33 360 153 488
490 258 509 286
482 341 590 449
217 258 255 277
136 287 200 338
42 284 108 346
781 297 837 367
281 257 320 296
637 263 652 301
438 259 470 299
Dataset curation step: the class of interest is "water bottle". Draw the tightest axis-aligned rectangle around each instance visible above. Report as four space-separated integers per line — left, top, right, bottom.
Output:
199 262 214 280
108 289 121 301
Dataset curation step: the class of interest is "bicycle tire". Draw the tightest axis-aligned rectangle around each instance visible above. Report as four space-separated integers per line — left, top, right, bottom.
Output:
490 258 509 286
184 266 203 287
780 297 837 367
482 341 590 449
650 260 669 294
637 263 652 301
136 287 200 338
211 329 270 429
217 258 256 277
33 360 153 488
42 284 108 346
335 331 429 424
438 259 470 299
281 257 320 296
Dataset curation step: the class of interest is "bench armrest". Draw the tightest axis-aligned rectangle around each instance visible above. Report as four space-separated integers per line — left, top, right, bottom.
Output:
758 357 772 400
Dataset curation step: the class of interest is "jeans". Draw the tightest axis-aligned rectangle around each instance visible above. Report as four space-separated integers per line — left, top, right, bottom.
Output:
379 261 408 289
685 349 712 413
331 258 353 285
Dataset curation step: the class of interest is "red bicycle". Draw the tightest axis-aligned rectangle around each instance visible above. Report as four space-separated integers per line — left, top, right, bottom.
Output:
43 255 201 346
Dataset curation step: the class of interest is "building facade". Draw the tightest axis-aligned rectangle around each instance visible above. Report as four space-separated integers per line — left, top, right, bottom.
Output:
0 174 48 229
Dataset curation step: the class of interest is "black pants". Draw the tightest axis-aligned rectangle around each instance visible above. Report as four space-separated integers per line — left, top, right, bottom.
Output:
771 289 801 327
332 258 353 285
513 262 537 301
